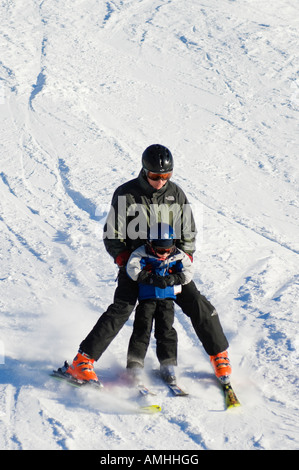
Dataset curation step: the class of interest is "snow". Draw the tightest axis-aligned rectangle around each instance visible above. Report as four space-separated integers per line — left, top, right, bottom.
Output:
0 0 298 452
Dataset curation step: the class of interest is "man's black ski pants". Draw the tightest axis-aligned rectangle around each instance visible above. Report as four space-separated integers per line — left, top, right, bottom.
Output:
80 268 229 361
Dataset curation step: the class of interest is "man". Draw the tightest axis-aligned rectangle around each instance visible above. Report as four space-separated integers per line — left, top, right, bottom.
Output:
64 144 231 384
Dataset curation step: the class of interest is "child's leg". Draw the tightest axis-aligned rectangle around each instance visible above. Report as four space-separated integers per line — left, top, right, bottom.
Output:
154 299 177 366
127 300 156 369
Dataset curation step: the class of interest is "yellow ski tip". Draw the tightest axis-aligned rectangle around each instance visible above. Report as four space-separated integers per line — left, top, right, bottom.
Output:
139 405 162 414
226 402 241 410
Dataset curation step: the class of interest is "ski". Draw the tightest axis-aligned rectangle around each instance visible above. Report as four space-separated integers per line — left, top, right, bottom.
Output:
139 405 161 414
221 382 241 409
125 369 157 397
136 383 157 397
50 363 161 414
137 376 188 397
153 370 189 396
50 364 104 390
166 383 189 397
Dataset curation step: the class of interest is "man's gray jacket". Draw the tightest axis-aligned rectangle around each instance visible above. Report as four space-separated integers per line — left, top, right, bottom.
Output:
103 170 197 261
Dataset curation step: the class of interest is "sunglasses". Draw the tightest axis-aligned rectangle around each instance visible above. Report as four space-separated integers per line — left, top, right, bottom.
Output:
146 170 173 181
152 245 175 255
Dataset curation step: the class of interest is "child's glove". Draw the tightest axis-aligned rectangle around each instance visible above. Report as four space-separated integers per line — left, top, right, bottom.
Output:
137 270 154 284
164 273 186 286
151 275 168 289
137 272 168 288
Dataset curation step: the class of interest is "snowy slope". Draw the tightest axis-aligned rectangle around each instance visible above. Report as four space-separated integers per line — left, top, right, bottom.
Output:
0 0 298 451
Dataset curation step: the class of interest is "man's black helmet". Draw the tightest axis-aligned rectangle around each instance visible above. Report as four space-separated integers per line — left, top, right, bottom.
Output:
142 144 173 173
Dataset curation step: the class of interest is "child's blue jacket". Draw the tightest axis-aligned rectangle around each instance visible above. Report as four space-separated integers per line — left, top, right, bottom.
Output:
126 246 193 301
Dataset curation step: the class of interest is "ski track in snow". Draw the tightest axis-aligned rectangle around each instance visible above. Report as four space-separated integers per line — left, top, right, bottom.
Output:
0 0 298 450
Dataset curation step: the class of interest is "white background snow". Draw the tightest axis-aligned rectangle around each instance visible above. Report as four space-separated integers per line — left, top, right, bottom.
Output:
0 0 298 451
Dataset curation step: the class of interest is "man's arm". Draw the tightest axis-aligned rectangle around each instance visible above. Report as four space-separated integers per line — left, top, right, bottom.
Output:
103 188 130 264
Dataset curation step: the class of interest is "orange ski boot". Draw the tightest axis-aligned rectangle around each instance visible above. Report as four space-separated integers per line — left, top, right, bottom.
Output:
210 350 232 384
66 351 100 383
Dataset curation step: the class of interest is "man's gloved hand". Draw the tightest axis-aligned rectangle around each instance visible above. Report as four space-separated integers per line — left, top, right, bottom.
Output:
115 250 131 267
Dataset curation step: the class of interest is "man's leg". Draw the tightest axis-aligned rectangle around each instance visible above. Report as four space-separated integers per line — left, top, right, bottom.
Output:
80 268 139 361
175 281 229 356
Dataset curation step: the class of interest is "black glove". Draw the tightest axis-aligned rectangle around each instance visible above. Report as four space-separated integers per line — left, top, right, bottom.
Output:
137 271 167 288
137 270 154 285
137 271 185 288
164 273 185 286
151 275 168 289
151 274 185 289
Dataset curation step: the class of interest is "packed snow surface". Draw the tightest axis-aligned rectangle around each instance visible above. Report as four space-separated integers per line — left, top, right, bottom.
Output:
0 0 298 451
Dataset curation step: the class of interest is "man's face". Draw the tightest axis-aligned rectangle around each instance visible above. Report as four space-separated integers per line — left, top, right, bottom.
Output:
145 170 172 190
147 177 168 190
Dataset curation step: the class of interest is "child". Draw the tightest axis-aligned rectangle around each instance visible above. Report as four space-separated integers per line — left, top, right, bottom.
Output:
126 223 193 384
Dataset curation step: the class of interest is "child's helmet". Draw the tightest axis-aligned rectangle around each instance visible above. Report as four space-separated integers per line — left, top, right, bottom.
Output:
149 222 176 249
